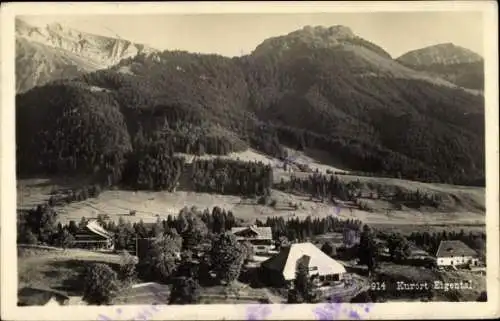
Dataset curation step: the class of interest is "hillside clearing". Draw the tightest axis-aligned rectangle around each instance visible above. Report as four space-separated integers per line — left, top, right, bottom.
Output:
17 148 484 230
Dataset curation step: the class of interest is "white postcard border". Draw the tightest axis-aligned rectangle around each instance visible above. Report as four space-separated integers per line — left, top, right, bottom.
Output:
1 1 499 320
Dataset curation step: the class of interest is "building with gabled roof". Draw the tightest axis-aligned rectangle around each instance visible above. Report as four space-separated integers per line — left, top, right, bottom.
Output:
73 219 114 251
231 225 274 255
435 240 479 267
260 242 346 287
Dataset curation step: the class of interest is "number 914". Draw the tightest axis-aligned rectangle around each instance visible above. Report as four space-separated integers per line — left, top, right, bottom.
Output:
370 282 386 291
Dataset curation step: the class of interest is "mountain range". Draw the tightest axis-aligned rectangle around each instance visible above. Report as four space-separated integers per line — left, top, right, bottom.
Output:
15 18 157 93
15 20 485 186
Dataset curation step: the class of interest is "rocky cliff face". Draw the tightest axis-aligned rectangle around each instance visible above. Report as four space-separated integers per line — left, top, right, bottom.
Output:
15 18 158 93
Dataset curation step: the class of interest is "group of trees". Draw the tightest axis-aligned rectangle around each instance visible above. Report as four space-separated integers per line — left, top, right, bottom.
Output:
132 121 248 157
277 173 445 209
191 159 273 196
123 137 185 191
47 184 102 207
16 83 132 186
276 173 361 201
256 216 362 242
17 205 59 246
80 210 249 305
96 205 238 252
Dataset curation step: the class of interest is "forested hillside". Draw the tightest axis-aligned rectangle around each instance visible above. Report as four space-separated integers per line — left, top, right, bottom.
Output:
16 26 485 187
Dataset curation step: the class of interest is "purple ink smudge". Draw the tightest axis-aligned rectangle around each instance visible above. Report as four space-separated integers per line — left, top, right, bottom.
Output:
246 305 272 320
349 310 361 319
98 314 112 321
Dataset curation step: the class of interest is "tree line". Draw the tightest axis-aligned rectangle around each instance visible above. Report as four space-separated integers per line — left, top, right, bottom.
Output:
276 173 444 209
256 216 362 243
191 159 273 196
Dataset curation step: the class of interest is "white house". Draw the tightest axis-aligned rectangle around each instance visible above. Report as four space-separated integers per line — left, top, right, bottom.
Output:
260 242 347 287
436 240 479 267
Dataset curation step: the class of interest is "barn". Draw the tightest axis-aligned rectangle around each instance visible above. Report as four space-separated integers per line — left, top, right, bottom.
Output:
260 242 346 287
436 240 479 267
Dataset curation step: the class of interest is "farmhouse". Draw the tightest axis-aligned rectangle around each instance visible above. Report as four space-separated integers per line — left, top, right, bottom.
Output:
231 226 274 255
260 242 346 287
73 219 114 251
436 240 479 267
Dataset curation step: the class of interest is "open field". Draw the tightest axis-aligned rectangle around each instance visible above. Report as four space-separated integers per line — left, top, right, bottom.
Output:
17 148 485 232
17 247 124 296
17 185 485 229
17 247 277 305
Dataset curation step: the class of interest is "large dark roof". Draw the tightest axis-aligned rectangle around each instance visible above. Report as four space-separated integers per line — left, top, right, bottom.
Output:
436 240 477 258
231 226 272 240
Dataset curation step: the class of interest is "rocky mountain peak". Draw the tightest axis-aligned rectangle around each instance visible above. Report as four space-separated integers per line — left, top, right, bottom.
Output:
397 43 483 66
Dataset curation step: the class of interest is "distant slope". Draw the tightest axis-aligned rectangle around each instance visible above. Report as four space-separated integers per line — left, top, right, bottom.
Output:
16 25 485 186
397 43 484 91
397 43 483 66
15 18 157 93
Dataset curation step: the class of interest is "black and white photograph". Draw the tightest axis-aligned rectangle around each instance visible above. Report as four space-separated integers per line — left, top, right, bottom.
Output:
1 1 499 320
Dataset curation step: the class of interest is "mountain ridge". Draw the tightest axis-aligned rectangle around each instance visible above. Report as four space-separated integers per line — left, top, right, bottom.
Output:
16 23 485 187
397 43 483 66
397 43 484 91
15 18 159 93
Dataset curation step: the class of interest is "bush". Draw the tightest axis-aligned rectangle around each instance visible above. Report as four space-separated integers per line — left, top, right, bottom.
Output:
209 232 245 284
241 241 255 262
168 277 201 305
119 250 137 283
320 241 335 257
139 235 181 283
56 229 75 249
82 263 119 305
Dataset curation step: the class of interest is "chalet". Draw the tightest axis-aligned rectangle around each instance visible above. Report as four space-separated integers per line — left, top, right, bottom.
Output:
231 225 274 255
73 220 114 251
260 242 346 287
436 240 479 267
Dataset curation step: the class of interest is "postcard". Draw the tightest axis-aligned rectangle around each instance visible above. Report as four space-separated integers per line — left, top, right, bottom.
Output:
1 1 499 320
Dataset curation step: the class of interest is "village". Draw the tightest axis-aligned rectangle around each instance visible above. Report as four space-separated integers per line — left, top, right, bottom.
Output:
17 206 487 306
16 147 487 307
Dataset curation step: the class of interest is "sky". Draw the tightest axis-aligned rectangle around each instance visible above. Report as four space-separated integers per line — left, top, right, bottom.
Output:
19 12 484 58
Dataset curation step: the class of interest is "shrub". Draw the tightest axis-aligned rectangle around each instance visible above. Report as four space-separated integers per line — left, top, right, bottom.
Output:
82 263 119 305
209 233 245 284
168 277 201 305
